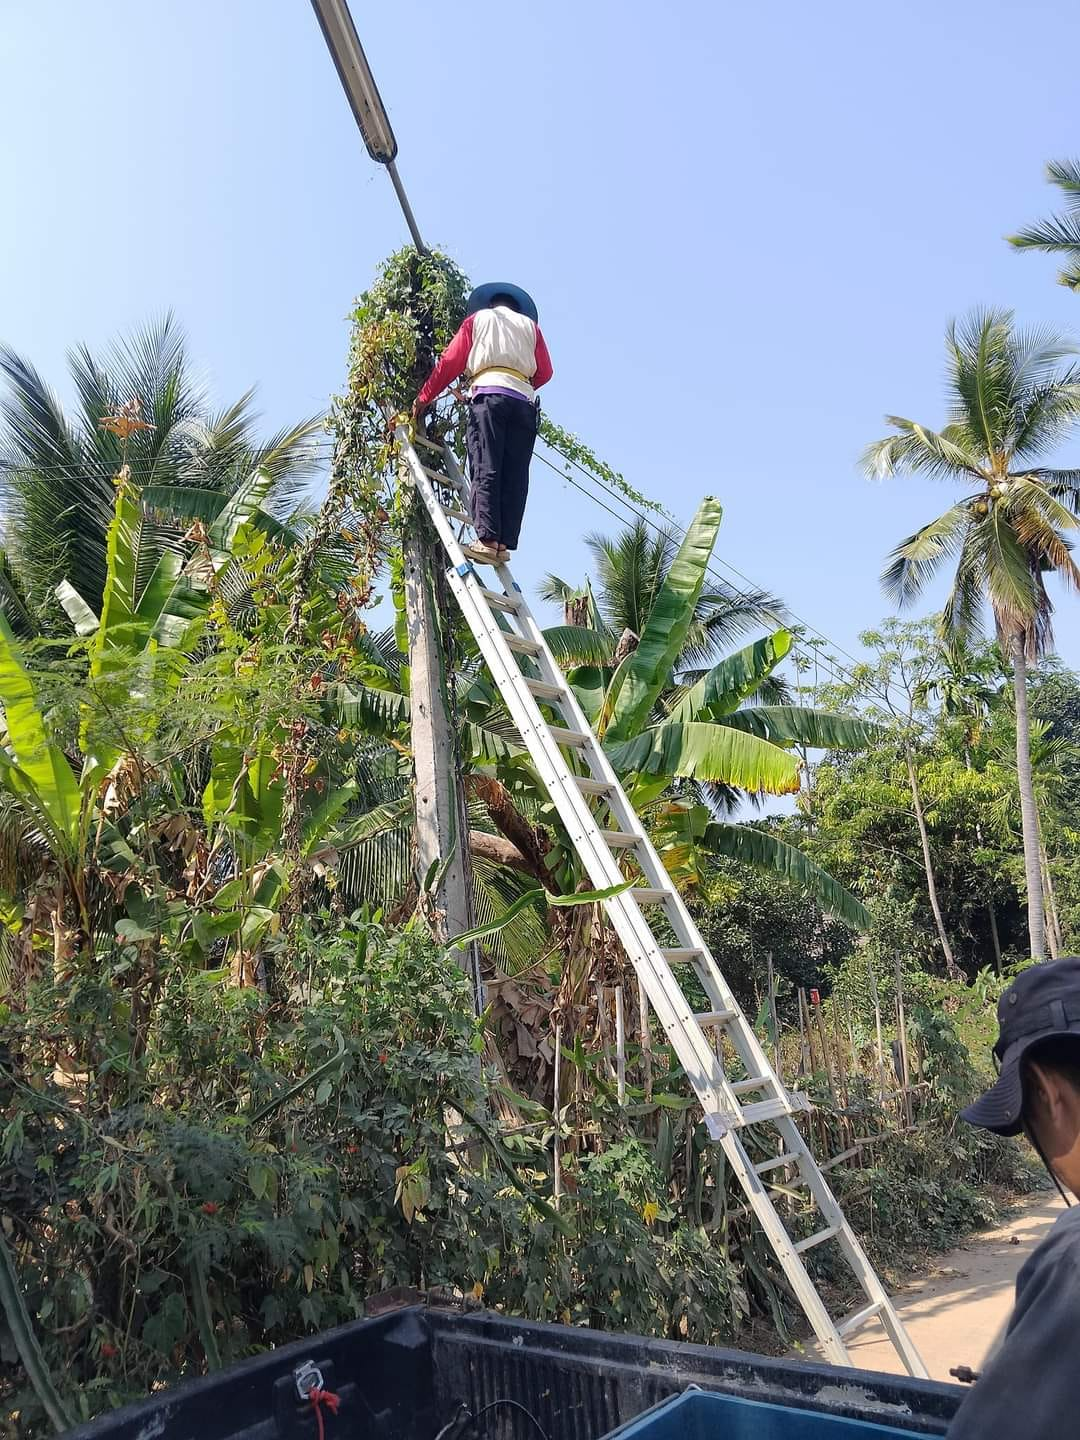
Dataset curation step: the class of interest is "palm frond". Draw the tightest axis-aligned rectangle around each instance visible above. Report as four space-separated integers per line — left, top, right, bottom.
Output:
1008 503 1080 592
701 822 870 930
540 624 614 667
336 807 413 909
940 541 987 643
880 504 970 607
967 511 1039 632
947 309 1016 459
538 573 576 607
1045 158 1080 198
0 319 321 620
1011 375 1080 459
861 419 982 482
469 857 551 976
1010 211 1080 256
0 553 36 639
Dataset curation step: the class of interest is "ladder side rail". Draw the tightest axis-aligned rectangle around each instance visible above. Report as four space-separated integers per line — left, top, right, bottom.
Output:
443 563 746 1122
440 443 470 498
719 1128 850 1366
507 584 790 1105
399 429 483 573
771 1114 929 1379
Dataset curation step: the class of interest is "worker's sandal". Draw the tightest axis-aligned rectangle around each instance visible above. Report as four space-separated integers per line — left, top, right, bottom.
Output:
466 541 503 565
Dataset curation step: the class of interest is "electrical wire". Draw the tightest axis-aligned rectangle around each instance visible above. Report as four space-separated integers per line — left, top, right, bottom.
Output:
3 428 894 704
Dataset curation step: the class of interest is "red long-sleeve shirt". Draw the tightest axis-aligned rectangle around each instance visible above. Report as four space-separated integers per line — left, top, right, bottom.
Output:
417 310 553 408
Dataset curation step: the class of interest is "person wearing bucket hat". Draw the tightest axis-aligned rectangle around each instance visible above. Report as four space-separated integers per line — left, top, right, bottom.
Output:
947 956 1080 1439
412 284 552 564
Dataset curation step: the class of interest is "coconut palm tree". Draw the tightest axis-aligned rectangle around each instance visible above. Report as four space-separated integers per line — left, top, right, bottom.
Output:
864 308 1080 960
0 314 322 625
1010 160 1080 290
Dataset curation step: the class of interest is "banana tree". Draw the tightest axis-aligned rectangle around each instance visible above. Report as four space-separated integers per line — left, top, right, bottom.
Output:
0 470 362 996
548 499 876 927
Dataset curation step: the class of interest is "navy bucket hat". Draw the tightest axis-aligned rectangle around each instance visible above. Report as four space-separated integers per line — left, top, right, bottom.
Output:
962 957 1080 1136
466 282 539 323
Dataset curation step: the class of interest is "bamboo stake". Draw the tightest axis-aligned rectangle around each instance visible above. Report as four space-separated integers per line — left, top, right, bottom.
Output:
797 987 814 1076
637 975 653 1102
813 996 838 1108
866 953 885 1102
596 982 613 1075
553 1022 562 1205
614 984 626 1105
766 951 781 1079
831 1000 849 1110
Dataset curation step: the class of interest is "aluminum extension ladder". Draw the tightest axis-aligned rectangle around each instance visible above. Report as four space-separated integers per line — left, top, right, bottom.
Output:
397 422 927 1378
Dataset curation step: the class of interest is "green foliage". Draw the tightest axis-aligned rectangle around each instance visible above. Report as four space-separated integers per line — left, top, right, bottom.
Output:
0 915 741 1432
604 499 724 742
0 316 321 624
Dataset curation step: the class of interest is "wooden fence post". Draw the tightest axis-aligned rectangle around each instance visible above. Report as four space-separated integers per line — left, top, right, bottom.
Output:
894 953 913 1127
766 952 781 1078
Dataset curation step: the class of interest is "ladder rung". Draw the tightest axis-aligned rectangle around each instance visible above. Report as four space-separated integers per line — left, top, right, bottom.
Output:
731 1075 770 1095
413 434 445 452
739 1097 799 1126
572 775 612 796
754 1151 800 1175
695 1009 737 1028
421 465 463 490
525 678 563 700
442 505 471 523
547 725 591 749
599 829 640 848
794 1225 840 1254
479 587 520 613
838 1301 884 1338
661 947 705 963
630 887 671 905
503 633 542 656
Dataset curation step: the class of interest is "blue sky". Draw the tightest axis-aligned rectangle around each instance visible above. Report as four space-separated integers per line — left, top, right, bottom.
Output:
3 0 1080 674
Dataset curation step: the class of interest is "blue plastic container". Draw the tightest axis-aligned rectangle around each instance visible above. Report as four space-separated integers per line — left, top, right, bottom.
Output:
604 1388 919 1440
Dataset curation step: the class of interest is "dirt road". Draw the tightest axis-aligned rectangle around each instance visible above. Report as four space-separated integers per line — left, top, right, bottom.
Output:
839 1191 1061 1380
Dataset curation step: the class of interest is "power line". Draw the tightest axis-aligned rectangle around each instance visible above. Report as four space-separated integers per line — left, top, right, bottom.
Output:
530 442 887 705
3 434 891 704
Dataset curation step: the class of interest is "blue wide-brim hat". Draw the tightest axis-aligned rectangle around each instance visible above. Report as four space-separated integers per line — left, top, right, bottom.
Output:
962 956 1080 1136
466 282 538 323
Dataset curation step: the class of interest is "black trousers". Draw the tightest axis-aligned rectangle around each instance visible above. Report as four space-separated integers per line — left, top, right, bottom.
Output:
465 392 538 550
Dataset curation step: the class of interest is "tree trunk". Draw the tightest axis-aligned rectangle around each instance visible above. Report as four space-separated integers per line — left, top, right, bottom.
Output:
988 902 1003 975
904 747 960 979
963 745 1002 975
1011 637 1047 961
1040 836 1064 960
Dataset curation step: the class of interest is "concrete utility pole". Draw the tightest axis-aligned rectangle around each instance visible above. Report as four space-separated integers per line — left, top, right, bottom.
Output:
310 0 480 1000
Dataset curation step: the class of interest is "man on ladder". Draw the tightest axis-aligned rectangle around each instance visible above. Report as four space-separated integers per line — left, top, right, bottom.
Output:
412 282 552 564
